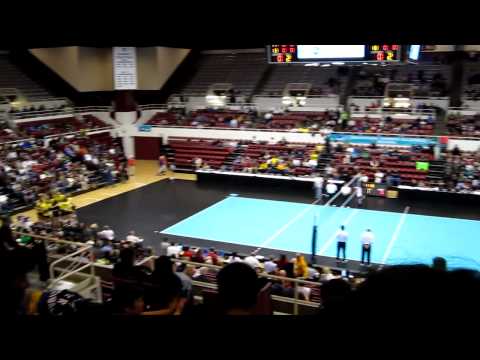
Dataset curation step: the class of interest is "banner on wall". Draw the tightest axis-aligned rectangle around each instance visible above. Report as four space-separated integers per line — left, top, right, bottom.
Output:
113 47 138 90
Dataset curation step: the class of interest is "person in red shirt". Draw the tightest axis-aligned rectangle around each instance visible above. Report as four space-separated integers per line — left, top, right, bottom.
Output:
207 248 219 265
180 246 193 259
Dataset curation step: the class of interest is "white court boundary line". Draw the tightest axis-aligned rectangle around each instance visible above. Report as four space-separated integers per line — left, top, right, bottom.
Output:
253 175 361 254
380 206 410 265
318 209 360 255
161 197 234 233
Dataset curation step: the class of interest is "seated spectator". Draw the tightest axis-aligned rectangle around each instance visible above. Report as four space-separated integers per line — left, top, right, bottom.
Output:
111 284 145 315
432 257 447 271
98 225 115 242
244 252 261 269
264 256 278 274
293 254 309 278
217 262 260 315
191 248 205 263
319 278 352 312
143 272 184 315
125 230 143 245
226 251 242 263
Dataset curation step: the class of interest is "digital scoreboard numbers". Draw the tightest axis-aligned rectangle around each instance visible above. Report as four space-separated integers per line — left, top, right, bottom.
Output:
268 45 402 63
367 44 401 62
270 45 298 63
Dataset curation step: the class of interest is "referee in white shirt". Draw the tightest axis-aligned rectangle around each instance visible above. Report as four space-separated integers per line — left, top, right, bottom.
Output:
361 229 374 266
335 225 348 262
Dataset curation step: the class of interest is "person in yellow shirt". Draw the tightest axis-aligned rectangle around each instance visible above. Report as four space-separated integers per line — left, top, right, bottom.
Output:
258 162 268 173
269 157 279 166
52 191 66 205
316 144 324 153
58 197 76 216
294 254 309 278
36 197 53 219
310 152 319 160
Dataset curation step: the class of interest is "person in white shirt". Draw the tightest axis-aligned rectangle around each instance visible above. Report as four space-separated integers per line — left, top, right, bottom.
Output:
355 185 364 207
264 257 278 274
335 225 348 262
361 229 375 265
374 171 384 184
313 177 324 200
126 230 144 245
243 252 261 269
226 252 242 263
167 242 182 258
98 226 115 241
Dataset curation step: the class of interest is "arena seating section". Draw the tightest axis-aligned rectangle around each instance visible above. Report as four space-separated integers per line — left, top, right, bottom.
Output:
353 64 450 97
0 55 53 100
16 115 109 138
174 53 268 97
167 137 236 169
446 112 480 137
345 115 435 135
259 64 346 96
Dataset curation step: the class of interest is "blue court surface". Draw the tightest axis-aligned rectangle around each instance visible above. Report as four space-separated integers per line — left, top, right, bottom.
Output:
161 196 480 270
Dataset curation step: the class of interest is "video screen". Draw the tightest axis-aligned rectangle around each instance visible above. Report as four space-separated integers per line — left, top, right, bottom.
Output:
297 45 365 59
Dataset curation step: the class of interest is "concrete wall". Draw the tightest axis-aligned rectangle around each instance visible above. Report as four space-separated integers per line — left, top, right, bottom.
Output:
30 46 190 92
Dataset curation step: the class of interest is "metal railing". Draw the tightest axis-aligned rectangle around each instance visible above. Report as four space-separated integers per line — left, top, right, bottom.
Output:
13 231 102 302
141 256 322 315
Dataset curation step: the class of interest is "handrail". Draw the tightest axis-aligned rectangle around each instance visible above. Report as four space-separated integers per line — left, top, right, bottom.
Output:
48 244 92 281
156 257 323 313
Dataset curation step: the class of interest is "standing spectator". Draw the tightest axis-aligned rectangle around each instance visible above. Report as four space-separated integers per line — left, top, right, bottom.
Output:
361 229 375 266
335 225 348 262
127 156 135 177
166 242 181 258
157 155 168 176
355 185 365 207
314 176 324 201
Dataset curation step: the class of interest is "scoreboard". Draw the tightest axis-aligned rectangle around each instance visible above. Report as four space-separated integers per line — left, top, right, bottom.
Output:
268 45 403 64
365 182 389 197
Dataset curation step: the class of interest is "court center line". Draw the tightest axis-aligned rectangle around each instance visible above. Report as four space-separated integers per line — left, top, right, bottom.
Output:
381 206 410 265
318 208 360 255
253 198 322 253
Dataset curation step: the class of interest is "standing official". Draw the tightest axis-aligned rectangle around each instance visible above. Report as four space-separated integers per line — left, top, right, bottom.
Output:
360 229 374 266
335 225 348 262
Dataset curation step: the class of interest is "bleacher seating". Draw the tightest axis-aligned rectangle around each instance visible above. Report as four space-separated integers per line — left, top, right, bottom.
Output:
463 61 480 100
446 112 480 137
0 55 53 100
168 137 236 170
16 115 109 138
332 145 434 185
259 65 346 96
174 52 268 97
345 115 435 135
353 64 450 97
